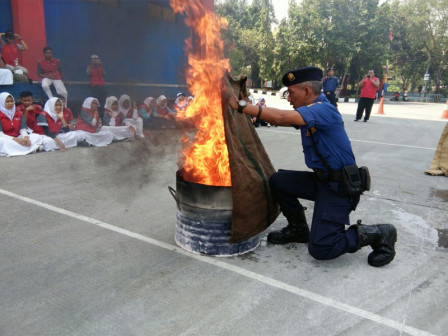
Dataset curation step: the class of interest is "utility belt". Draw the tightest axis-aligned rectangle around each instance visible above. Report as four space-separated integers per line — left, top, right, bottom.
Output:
308 127 371 197
325 91 335 95
313 169 343 182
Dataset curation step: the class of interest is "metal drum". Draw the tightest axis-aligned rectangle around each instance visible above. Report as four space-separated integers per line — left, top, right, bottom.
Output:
168 170 260 256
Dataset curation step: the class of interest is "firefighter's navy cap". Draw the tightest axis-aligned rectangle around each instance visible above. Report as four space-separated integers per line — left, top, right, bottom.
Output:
282 66 323 86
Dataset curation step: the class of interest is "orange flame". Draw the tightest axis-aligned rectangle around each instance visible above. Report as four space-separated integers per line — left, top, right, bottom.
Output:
171 0 231 187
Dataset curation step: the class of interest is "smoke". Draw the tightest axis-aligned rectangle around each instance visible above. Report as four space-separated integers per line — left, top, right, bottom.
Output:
90 129 190 202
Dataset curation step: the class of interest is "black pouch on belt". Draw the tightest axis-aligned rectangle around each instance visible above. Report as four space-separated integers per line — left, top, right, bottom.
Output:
342 164 362 196
359 166 371 192
342 165 371 196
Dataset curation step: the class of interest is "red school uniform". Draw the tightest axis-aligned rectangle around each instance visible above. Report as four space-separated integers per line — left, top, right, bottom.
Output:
16 103 44 134
0 109 23 137
89 66 105 86
75 108 99 133
125 107 138 119
1 43 21 66
38 57 62 80
40 112 63 134
104 109 123 126
63 107 74 125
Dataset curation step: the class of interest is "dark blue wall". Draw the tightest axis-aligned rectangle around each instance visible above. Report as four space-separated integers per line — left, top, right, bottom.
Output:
0 0 13 33
43 0 189 96
2 0 193 110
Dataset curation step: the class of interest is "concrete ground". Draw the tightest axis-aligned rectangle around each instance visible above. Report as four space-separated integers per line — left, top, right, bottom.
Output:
1 97 447 336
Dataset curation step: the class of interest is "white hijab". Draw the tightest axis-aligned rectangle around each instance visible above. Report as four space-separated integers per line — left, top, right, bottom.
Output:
0 92 16 121
144 97 154 108
257 97 266 107
174 93 185 106
104 96 118 111
118 94 131 115
82 97 100 110
156 95 167 108
43 97 61 122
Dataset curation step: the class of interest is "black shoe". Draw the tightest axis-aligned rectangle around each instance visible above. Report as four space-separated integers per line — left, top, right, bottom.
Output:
356 224 397 267
354 119 359 122
267 226 309 244
267 210 309 244
363 120 368 122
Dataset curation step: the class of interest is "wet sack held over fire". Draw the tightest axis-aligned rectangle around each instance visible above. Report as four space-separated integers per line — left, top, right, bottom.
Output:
342 165 371 196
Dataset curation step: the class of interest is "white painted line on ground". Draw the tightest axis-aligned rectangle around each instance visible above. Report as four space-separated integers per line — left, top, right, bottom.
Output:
0 188 437 336
256 128 436 150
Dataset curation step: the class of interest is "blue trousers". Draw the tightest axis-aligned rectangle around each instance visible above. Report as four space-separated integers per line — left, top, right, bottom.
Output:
269 170 360 260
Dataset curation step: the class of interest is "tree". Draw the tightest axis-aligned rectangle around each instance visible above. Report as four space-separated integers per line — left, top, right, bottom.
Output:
215 0 448 93
254 0 277 85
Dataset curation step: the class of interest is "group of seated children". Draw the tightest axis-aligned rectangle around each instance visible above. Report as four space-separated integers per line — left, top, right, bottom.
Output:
0 91 193 157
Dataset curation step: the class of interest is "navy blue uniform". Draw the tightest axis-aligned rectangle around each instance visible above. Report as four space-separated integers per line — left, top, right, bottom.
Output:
322 76 339 107
269 94 360 260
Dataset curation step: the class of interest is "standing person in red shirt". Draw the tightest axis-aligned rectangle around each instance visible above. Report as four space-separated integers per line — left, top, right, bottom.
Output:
87 54 106 114
355 69 379 122
0 31 29 78
37 46 69 102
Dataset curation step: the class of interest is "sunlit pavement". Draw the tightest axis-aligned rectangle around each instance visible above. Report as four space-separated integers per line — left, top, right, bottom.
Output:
0 97 447 336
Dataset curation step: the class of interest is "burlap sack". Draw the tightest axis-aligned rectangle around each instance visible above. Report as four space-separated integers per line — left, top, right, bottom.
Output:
425 122 448 176
221 73 280 242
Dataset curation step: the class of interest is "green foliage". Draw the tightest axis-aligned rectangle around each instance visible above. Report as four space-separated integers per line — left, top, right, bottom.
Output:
215 0 448 92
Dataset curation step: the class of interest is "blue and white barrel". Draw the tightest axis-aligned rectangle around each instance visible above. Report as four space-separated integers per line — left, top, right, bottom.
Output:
168 170 260 256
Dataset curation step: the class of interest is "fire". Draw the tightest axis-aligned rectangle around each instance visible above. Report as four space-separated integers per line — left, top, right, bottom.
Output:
171 0 231 187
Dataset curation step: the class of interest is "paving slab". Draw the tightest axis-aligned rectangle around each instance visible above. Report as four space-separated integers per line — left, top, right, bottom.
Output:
0 97 447 336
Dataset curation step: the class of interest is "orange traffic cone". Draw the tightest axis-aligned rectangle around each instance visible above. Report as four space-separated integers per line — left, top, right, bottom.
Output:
441 100 448 119
376 97 385 115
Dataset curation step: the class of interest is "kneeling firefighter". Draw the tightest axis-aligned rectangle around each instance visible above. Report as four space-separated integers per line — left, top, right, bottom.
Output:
229 66 397 267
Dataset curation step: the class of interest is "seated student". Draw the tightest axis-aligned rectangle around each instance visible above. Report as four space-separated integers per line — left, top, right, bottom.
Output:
247 92 256 105
16 91 44 132
254 97 271 127
152 95 177 129
0 53 13 85
0 31 29 80
174 92 185 109
0 92 42 156
173 92 194 112
55 95 76 130
138 96 154 127
35 97 79 151
118 94 144 138
16 93 74 152
37 46 69 101
102 96 136 141
74 97 113 147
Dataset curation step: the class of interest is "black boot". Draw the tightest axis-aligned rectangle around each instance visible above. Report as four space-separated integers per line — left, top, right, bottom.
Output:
267 209 309 244
355 224 397 267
